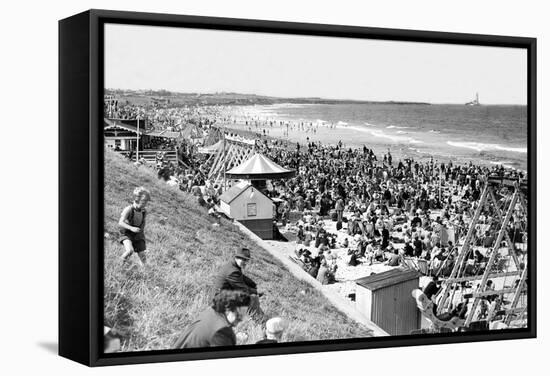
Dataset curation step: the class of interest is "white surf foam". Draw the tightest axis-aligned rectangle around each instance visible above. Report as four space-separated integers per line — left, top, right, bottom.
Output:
447 141 527 154
387 125 411 129
344 126 423 144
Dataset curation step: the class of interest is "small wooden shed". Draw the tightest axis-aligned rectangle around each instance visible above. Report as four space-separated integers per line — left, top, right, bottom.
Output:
219 181 275 239
355 269 421 336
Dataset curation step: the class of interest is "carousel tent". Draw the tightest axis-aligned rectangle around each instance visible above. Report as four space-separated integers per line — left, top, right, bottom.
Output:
226 153 295 180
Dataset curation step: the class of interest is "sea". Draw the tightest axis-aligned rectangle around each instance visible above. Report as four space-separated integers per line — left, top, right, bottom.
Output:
227 103 528 171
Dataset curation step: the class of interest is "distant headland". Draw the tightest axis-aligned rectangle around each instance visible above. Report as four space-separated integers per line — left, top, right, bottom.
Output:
104 89 431 106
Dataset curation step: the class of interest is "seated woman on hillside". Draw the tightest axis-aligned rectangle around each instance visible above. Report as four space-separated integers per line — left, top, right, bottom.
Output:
206 198 222 225
174 290 251 349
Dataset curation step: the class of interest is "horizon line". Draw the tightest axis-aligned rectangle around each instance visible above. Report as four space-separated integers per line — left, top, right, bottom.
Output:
104 88 527 106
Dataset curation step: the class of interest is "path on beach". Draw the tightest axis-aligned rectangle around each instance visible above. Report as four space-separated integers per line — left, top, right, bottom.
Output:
233 220 389 337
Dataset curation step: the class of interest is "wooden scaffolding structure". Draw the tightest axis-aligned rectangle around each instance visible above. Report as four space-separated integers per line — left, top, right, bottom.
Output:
432 175 528 330
207 134 256 186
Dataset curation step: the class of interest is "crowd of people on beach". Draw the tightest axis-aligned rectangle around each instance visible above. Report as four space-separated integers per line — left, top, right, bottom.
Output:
105 99 223 132
105 100 528 351
251 138 526 330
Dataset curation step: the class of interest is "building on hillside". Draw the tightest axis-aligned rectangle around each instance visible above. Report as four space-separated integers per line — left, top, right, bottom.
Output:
104 118 144 151
355 269 421 335
218 153 295 239
104 118 181 164
219 181 274 239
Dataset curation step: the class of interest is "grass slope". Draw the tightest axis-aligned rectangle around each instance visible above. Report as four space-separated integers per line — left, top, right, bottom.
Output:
104 150 372 351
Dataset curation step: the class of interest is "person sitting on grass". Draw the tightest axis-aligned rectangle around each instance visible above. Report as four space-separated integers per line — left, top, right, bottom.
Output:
119 187 151 266
256 317 287 344
173 290 251 349
214 248 265 324
206 197 222 226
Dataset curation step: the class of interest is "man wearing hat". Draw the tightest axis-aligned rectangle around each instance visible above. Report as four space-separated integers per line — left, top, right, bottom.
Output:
213 248 265 323
256 317 287 344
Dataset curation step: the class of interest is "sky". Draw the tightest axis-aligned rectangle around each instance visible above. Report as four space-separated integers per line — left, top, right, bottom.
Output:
105 23 527 105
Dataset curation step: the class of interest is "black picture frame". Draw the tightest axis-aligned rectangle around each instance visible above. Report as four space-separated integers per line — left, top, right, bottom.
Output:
59 9 536 367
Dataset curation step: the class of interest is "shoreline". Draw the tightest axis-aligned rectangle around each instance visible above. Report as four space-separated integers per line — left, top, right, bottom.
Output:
215 121 526 172
216 103 527 172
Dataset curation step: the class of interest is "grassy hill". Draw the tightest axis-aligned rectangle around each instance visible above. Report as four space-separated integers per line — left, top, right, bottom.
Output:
104 150 372 351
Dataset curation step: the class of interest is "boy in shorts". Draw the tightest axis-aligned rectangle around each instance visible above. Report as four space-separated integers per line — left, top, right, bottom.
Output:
119 187 151 266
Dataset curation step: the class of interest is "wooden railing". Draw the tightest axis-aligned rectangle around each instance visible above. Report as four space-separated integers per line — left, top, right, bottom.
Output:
114 148 178 164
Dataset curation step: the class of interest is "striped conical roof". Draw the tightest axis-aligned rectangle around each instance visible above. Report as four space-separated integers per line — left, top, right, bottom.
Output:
226 153 295 180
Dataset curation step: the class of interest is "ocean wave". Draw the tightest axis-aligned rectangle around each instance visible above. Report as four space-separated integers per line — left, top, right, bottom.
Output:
337 121 349 126
396 130 408 134
387 125 411 129
345 126 423 144
447 141 527 154
267 103 318 109
364 122 377 126
429 129 441 134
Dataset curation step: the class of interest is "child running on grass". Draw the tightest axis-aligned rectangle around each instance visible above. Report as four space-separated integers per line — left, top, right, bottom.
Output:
119 187 151 266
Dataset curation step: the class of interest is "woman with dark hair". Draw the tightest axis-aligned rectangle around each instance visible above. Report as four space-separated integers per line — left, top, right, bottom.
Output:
173 290 251 349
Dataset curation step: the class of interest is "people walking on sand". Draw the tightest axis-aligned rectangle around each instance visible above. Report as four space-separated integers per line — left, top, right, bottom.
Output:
173 290 251 348
119 186 151 266
335 195 345 223
214 248 266 323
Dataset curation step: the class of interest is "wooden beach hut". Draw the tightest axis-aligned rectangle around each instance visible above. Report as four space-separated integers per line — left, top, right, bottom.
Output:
220 153 295 239
355 269 421 335
219 181 274 239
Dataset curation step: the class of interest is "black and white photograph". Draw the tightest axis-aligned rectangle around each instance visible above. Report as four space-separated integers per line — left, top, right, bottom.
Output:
4 0 550 374
102 20 531 354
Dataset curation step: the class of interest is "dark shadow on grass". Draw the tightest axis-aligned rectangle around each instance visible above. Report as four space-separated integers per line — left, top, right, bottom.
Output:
37 341 58 354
